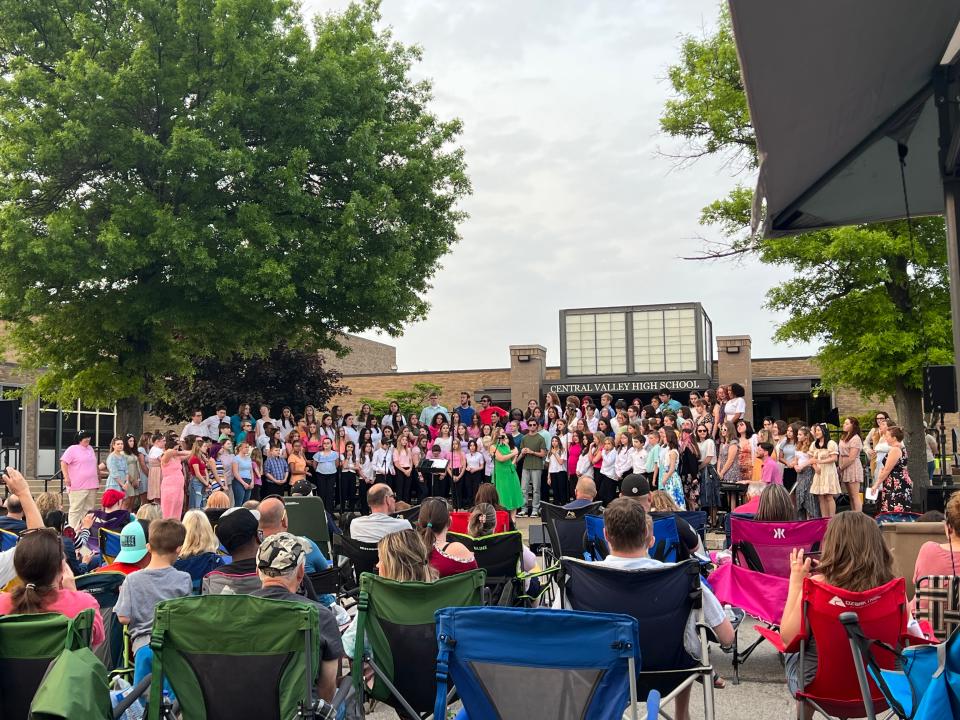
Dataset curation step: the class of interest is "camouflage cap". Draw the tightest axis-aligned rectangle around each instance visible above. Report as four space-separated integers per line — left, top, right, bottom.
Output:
257 532 306 575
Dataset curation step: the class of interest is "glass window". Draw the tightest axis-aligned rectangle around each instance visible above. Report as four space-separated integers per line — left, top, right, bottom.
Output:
39 402 116 451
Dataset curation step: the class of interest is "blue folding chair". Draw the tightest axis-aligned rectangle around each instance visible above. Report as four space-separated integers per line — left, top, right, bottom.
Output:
654 510 708 544
0 529 18 552
434 606 641 720
584 514 680 563
561 557 716 720
99 528 122 564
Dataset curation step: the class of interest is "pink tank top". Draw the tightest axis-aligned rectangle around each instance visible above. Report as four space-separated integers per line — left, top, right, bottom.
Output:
161 456 183 482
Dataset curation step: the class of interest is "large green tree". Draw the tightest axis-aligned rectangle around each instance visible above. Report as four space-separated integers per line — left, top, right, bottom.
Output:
0 0 469 433
660 6 952 488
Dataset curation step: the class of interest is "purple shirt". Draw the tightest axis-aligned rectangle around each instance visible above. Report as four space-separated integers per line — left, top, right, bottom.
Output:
61 443 99 490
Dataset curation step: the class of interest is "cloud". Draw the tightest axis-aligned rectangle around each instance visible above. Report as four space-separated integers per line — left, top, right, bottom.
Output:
301 0 818 371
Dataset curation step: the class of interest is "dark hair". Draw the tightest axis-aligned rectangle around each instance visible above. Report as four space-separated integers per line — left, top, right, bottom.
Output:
758 441 774 455
149 518 186 554
813 423 831 449
10 530 63 614
737 420 755 439
658 387 670 396
662 427 679 450
729 383 745 398
603 498 650 552
885 424 904 442
474 482 502 509
417 498 450 548
843 417 862 442
872 411 890 429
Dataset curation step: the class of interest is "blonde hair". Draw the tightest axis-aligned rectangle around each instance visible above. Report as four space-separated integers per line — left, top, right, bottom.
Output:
136 503 162 522
205 491 231 509
35 492 62 518
947 492 960 536
377 529 437 583
180 510 219 557
468 502 497 537
649 490 681 512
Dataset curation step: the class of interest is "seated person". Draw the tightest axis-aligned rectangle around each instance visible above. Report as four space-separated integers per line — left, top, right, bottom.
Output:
116 518 192 687
595 498 733 720
734 482 765 515
0 494 26 533
44 510 99 575
174 510 224 587
0 526 105 647
913 492 960 611
203 490 232 526
563 477 598 511
473 483 516 531
75 489 131 556
781 512 923 719
469 502 536 573
755 483 796 522
349 484 411 543
416 497 477 578
251 533 343 702
95 520 151 575
648 488 703 558
202 507 262 595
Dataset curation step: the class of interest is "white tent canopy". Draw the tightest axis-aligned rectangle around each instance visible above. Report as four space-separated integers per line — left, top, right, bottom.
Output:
728 1 960 236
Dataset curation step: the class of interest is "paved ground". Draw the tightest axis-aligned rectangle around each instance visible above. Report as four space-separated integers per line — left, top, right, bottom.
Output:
366 518 797 719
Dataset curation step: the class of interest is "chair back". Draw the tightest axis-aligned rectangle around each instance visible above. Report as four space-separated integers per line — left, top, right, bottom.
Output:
282 496 331 556
75 571 127 671
540 501 602 522
653 510 708 544
881 522 945 597
651 517 681 563
337 535 380 586
308 566 340 597
0 609 95 720
391 505 421 523
797 576 907 717
914 575 960 640
449 531 522 584
562 557 701 695
449 510 510 535
434 606 639 720
98 528 122 564
0 529 18 552
148 595 322 720
583 514 608 561
731 517 829 578
354 569 485 716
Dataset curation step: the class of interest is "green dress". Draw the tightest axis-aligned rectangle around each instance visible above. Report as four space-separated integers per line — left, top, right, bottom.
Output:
493 442 524 511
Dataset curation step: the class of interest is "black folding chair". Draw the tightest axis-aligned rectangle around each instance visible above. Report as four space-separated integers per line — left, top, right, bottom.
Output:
539 501 601 565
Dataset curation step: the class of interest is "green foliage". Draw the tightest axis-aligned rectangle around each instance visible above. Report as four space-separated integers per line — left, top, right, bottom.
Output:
0 0 469 408
359 382 442 417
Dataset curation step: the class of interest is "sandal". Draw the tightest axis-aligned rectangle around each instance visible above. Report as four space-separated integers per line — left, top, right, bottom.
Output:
713 673 726 689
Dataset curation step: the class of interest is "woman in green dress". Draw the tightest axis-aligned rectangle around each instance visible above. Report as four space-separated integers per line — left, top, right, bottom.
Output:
492 428 524 517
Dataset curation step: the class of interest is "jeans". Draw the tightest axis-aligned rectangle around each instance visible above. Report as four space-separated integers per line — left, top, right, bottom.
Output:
520 468 541 512
232 478 252 506
189 478 207 509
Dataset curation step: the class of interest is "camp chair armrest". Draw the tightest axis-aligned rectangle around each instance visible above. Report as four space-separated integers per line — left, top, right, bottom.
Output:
754 625 794 653
902 632 939 647
518 563 560 582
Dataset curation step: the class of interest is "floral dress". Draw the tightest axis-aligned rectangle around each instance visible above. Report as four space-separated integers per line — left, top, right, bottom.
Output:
657 447 686 510
879 447 913 513
720 442 740 484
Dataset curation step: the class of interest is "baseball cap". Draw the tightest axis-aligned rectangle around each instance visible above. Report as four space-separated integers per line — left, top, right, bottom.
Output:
115 520 148 564
215 507 261 553
101 489 125 508
620 474 651 498
290 480 313 496
257 532 306 575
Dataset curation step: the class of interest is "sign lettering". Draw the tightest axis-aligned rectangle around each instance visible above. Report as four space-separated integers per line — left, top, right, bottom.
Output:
546 379 703 395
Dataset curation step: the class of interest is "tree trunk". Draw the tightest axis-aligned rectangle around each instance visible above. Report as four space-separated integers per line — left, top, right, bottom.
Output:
892 380 928 509
116 396 144 438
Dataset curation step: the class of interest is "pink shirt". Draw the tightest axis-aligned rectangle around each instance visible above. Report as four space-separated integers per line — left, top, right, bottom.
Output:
760 456 783 485
0 589 104 647
61 443 100 490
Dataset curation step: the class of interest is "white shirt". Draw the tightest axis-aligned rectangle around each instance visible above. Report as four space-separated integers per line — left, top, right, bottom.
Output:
548 449 566 473
724 397 746 421
465 451 484 472
343 426 359 446
614 447 634 479
631 447 648 474
204 415 228 440
600 448 617 477
349 513 412 544
698 438 717 465
180 421 209 440
372 447 395 475
435 436 453 454
595 555 725 659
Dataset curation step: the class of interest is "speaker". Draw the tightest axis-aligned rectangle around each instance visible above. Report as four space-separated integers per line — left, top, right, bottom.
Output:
924 365 958 414
0 400 20 440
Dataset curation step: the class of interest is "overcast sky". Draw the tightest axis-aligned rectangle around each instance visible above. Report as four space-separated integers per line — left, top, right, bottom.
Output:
304 0 818 371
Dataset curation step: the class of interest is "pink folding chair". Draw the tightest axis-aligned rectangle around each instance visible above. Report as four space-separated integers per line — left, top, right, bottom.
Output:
731 517 830 578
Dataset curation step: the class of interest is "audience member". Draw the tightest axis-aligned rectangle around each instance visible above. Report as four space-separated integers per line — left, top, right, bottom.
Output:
755 484 796 522
251 533 344 702
349 484 411 543
75 489 130 555
470 502 537 574
621 475 699 559
734 482 765 515
202 507 262 595
417 497 477 577
96 520 151 575
173 510 224 586
913 492 960 602
0 494 26 533
0 468 50 587
563 477 598 510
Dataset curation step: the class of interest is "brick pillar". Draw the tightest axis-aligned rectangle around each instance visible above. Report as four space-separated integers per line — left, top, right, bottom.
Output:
510 345 547 410
717 335 753 424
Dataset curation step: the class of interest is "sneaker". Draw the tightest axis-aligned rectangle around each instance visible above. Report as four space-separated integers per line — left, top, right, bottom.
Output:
517 509 529 518
530 510 540 518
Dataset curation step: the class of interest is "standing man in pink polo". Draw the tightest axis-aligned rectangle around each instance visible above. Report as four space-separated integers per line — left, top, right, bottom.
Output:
61 430 101 529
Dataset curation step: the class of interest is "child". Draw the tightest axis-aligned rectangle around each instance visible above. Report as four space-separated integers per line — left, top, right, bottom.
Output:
116 518 193 688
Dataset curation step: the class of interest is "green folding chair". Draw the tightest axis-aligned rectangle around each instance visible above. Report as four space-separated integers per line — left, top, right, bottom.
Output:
283 496 332 557
353 568 486 719
147 595 328 720
0 609 95 719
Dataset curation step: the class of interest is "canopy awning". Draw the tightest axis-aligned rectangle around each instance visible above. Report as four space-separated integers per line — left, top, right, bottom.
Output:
728 1 960 237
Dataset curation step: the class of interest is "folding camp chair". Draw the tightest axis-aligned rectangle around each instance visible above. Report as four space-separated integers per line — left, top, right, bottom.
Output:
583 514 682 564
391 505 421 523
0 528 18 551
99 527 122 564
653 510 708 545
0 609 95 720
146 594 336 720
730 517 829 578
435 606 642 720
914 575 960 640
448 530 554 606
352 568 486 719
757 576 911 719
584 513 609 561
336 534 379 592
539 501 601 565
283 496 332 557
842 611 958 720
562 557 716 720
75 570 128 675
448 509 511 535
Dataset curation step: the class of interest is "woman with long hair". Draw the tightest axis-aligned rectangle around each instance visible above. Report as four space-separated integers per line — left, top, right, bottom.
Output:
678 421 701 511
277 406 296 436
173 509 224 585
160 435 190 519
463 440 484 507
340 440 359 514
810 423 840 518
287 438 308 488
428 413 445 442
0 529 104 646
794 427 819 520
417 498 477 577
467 414 482 440
356 403 373 428
454 423 470 454
447 436 466 509
780 423 799 492
548 435 569 505
658 427 686 510
838 417 864 512
755 484 796 522
492 427 523 518
187 438 213 510
736 420 754 484
870 424 913 513
393 435 415 505
697 424 720 528
312 436 340 512
865 411 891 480
366 415 382 448
122 434 143 511
231 441 256 507
318 414 336 444
145 433 166 505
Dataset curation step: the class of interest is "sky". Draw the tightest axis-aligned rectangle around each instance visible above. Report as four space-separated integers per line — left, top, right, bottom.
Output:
303 0 819 371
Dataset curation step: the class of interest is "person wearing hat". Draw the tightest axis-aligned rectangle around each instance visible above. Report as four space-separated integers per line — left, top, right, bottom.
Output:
202 507 263 595
620 473 701 560
75 489 132 557
96 520 151 575
251 532 343 702
60 430 101 530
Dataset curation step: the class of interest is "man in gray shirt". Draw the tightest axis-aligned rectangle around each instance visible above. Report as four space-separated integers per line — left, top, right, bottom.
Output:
517 418 547 517
349 484 411 543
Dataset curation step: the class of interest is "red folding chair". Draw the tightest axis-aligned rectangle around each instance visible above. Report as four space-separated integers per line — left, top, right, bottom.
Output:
449 510 510 535
757 576 911 718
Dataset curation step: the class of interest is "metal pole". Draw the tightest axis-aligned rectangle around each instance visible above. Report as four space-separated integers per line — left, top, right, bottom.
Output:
944 179 960 412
